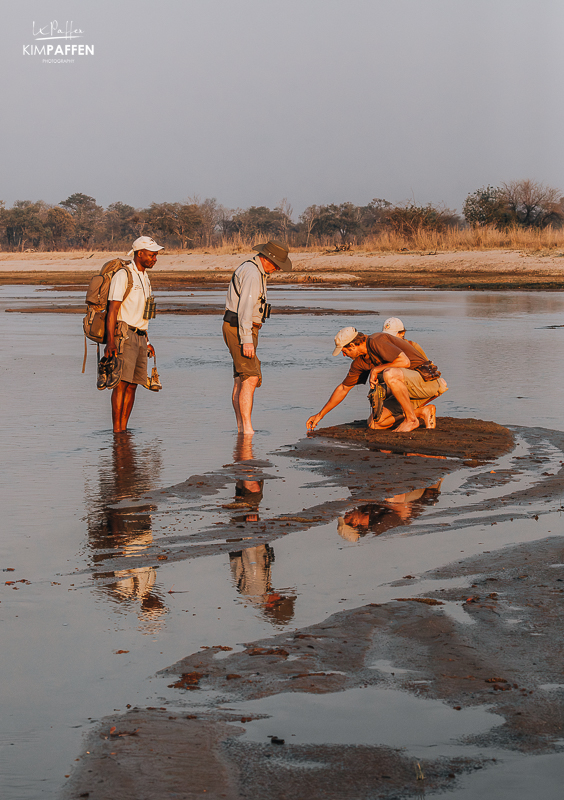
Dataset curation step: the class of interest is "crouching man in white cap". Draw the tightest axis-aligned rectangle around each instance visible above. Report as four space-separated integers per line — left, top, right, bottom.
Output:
104 236 163 433
306 325 447 434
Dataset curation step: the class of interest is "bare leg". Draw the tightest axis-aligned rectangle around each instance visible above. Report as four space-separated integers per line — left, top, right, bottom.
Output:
417 404 436 429
367 408 395 430
111 381 138 433
232 378 244 432
382 368 419 433
232 376 259 435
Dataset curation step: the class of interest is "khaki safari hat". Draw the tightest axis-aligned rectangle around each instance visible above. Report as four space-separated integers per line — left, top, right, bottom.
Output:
332 326 358 356
252 240 292 272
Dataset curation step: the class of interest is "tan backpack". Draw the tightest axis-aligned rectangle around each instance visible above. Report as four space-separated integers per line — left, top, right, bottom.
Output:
82 258 133 372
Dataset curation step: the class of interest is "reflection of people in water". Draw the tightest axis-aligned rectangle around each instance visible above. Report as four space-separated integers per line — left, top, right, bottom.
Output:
229 544 295 626
85 431 166 622
337 480 442 542
227 434 295 625
224 433 265 519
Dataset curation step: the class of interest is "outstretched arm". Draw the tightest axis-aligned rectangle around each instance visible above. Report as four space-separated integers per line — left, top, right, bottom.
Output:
307 383 353 429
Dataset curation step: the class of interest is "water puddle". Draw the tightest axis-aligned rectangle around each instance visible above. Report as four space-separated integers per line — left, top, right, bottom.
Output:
224 686 503 756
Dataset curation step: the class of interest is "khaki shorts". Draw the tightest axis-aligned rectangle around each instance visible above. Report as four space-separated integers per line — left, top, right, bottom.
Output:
384 368 441 415
117 328 148 385
222 321 262 385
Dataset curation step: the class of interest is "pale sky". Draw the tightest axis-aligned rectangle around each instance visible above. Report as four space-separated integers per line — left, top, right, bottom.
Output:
3 0 563 217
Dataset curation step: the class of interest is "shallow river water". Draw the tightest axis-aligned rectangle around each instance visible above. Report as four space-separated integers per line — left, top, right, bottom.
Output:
1 286 564 798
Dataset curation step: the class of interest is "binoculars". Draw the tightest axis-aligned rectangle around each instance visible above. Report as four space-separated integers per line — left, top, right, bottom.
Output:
143 296 157 320
259 301 271 322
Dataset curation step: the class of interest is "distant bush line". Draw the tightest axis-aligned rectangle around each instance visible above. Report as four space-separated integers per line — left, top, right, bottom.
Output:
1 180 563 253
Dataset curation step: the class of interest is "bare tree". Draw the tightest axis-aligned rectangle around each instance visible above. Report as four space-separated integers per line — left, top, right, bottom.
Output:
275 198 294 242
299 205 321 247
502 179 562 227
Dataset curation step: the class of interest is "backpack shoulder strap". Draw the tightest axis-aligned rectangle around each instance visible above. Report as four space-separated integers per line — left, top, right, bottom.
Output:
120 264 134 303
231 259 265 298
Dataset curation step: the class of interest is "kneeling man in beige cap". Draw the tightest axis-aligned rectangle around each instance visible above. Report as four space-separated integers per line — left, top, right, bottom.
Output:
306 324 447 433
223 241 292 435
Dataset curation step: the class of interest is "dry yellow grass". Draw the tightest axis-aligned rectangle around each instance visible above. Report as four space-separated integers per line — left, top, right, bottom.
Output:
180 226 564 256
356 225 564 253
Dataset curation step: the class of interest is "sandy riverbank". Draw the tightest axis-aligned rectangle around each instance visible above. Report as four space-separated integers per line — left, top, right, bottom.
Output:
1 248 564 289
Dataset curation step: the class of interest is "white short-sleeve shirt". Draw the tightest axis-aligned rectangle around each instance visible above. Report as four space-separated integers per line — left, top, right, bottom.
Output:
108 264 152 330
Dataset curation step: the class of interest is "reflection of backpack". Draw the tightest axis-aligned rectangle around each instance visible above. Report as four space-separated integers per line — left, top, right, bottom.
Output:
82 258 133 372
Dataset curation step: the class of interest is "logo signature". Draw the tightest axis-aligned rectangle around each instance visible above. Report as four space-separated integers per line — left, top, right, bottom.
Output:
32 20 84 41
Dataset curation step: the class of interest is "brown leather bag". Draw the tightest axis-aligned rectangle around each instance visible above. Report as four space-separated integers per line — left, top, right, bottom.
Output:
414 360 441 381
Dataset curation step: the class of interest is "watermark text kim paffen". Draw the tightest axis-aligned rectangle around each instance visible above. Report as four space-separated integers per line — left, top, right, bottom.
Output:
23 21 94 60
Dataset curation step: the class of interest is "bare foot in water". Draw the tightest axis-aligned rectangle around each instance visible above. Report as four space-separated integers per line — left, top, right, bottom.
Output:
418 404 436 429
395 417 420 433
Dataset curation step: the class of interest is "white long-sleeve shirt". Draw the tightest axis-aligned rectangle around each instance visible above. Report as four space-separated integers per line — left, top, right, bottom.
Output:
224 257 268 344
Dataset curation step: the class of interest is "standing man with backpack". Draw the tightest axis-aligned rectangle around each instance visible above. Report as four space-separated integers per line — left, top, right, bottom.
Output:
223 241 292 435
105 236 163 433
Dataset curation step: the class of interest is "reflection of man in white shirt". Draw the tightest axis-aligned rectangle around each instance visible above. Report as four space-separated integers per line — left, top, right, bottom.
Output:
105 236 163 433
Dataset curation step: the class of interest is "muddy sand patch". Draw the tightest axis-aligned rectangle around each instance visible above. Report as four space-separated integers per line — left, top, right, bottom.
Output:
310 416 514 461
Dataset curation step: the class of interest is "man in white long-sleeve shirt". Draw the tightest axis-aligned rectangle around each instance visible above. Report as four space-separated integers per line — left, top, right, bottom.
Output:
223 240 292 434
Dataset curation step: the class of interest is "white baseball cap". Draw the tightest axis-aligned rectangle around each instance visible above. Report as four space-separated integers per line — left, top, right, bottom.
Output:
332 326 358 356
382 317 405 335
127 236 164 256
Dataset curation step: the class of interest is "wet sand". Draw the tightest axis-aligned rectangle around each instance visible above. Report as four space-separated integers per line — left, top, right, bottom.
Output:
310 416 515 460
1 247 564 289
65 422 564 799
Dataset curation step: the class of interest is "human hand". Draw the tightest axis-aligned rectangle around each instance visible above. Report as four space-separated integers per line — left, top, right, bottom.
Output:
306 414 322 430
242 343 255 358
104 342 117 358
147 343 155 358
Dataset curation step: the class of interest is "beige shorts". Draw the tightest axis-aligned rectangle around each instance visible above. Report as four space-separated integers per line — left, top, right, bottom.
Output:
384 368 442 414
117 328 148 385
222 321 262 385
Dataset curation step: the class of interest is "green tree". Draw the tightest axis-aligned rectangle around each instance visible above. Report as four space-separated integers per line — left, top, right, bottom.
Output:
229 206 290 240
463 186 514 228
105 202 139 244
305 203 362 245
359 198 392 236
46 206 75 249
4 201 47 251
145 202 203 248
60 193 104 247
385 203 458 236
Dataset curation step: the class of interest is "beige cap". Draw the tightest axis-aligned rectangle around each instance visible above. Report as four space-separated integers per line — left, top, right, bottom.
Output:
332 326 358 356
382 317 405 335
127 236 164 256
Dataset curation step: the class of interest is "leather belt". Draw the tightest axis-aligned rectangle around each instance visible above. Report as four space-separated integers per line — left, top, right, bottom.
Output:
128 326 147 336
